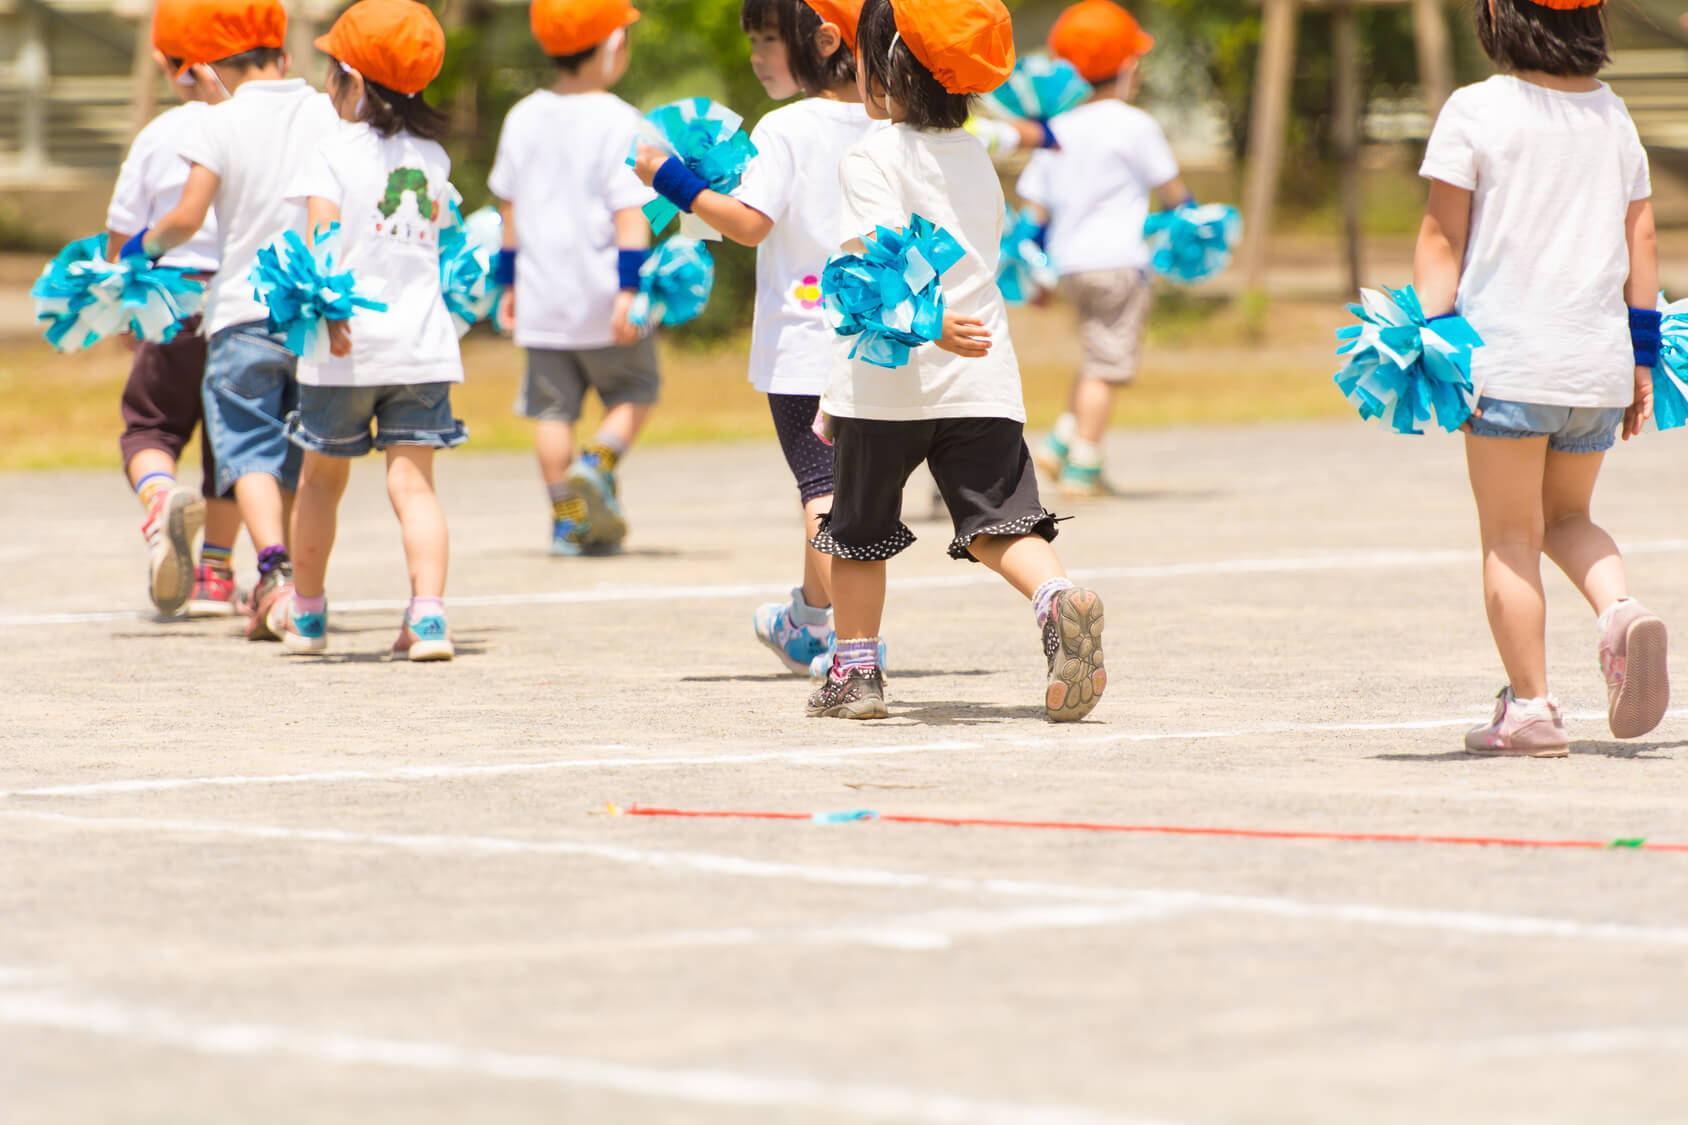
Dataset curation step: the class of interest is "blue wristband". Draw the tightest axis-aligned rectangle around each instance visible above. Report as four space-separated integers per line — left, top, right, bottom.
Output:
1037 119 1059 149
119 228 152 261
493 248 517 286
1029 223 1050 251
653 156 709 214
618 248 649 292
1631 306 1662 368
1427 312 1459 323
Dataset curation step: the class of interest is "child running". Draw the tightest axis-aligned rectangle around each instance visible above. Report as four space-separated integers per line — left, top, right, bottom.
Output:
633 0 873 677
278 0 465 662
806 0 1106 722
490 0 657 557
106 0 240 618
1415 0 1666 755
142 0 342 640
1019 0 1188 498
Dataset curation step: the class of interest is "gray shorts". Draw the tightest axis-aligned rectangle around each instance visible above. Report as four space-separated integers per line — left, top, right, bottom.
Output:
1063 267 1152 385
517 339 660 423
1466 396 1625 454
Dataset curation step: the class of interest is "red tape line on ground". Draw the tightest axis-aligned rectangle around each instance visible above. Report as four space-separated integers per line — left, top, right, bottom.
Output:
618 806 1688 852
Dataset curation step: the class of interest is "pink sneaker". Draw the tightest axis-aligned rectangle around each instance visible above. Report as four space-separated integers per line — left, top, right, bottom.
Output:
1599 599 1669 739
1464 688 1569 757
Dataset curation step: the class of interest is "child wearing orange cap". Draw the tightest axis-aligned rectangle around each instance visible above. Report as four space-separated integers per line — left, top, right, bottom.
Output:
634 0 873 678
806 0 1106 723
1414 0 1664 754
141 0 342 643
1020 0 1189 499
105 0 242 620
274 0 465 661
490 0 657 558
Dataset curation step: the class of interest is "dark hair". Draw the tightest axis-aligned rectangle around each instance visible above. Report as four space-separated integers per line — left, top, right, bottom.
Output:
550 45 599 73
212 46 286 72
856 0 970 129
1475 0 1609 78
740 0 856 94
328 65 451 142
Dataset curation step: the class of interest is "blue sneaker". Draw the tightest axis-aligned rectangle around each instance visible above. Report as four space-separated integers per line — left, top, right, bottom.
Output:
809 637 888 680
281 600 327 655
753 588 831 674
550 518 590 557
392 612 454 662
568 457 627 548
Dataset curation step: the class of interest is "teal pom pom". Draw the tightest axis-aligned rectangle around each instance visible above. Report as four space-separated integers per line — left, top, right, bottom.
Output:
1143 202 1242 284
981 55 1092 122
996 206 1057 306
628 237 715 329
628 97 757 239
1334 285 1484 435
31 234 205 353
439 204 503 337
249 225 388 361
822 214 966 370
1653 295 1688 431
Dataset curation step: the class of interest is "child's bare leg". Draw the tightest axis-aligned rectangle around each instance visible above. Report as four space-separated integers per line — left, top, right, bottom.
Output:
831 559 886 640
1466 434 1550 699
967 533 1066 597
204 497 241 552
1070 377 1117 446
233 472 288 552
595 402 652 451
535 419 575 491
802 496 834 609
1541 448 1626 614
387 445 448 599
125 448 177 490
288 452 350 599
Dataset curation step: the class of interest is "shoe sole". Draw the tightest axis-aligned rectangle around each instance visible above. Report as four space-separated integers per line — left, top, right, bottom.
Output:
282 632 327 655
1611 616 1669 739
549 539 585 557
1031 447 1067 479
183 599 237 618
246 584 290 642
1047 589 1107 723
806 697 889 720
756 633 817 676
404 641 455 662
568 467 628 546
1057 481 1113 500
1465 742 1570 758
151 492 205 616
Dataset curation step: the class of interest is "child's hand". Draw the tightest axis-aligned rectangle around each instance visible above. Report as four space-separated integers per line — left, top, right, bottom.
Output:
1623 364 1654 440
496 288 516 334
327 320 352 358
936 312 991 358
632 143 669 188
611 290 641 345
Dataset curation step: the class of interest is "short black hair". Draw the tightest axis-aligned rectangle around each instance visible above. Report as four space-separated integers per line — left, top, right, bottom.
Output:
212 46 285 72
328 64 451 143
856 0 970 129
1475 0 1609 78
550 45 598 74
741 0 856 95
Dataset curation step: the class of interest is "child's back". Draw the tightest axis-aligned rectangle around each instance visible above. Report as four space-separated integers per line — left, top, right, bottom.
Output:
110 102 221 273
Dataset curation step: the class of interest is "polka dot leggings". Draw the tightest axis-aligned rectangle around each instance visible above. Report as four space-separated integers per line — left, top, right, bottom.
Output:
768 393 835 505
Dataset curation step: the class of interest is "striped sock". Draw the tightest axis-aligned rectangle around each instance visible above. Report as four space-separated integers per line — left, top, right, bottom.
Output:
833 636 881 677
1033 577 1074 628
200 542 234 576
136 471 174 510
583 434 626 472
552 496 586 524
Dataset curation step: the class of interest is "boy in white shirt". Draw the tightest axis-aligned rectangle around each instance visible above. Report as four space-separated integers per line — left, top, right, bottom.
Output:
143 0 342 642
1018 0 1189 498
490 0 657 558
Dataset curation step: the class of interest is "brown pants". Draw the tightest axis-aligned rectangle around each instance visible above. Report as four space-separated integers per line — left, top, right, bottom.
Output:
119 316 217 496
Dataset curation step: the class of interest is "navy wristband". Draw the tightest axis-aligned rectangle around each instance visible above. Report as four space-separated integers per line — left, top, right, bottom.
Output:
1029 223 1050 252
618 249 649 292
653 156 709 214
493 249 517 286
1037 119 1059 149
119 228 152 260
1427 312 1459 323
1631 307 1662 367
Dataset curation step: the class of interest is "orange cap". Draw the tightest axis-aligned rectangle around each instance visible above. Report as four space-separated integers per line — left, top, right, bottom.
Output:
1048 0 1153 83
891 0 1015 96
315 0 446 95
802 0 861 51
530 0 640 57
164 0 288 74
1524 0 1602 7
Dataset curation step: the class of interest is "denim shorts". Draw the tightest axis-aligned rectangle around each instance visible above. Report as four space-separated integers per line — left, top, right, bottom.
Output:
202 322 303 495
288 383 469 458
1466 396 1625 454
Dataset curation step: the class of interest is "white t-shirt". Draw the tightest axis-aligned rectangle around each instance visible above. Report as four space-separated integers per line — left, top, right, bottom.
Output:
734 98 877 396
488 90 656 351
179 79 342 336
106 102 220 275
286 123 464 388
1420 76 1651 409
825 124 1024 423
1017 100 1179 276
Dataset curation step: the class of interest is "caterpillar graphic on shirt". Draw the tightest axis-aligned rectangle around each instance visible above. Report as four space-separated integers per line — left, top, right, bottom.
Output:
373 167 441 246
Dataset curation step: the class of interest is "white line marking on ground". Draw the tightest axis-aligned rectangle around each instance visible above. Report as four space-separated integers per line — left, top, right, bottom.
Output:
9 539 1688 628
9 810 1688 947
1464 1027 1688 1058
0 987 1171 1125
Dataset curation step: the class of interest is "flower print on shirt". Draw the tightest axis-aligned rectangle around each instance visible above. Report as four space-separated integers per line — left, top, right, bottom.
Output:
793 274 823 310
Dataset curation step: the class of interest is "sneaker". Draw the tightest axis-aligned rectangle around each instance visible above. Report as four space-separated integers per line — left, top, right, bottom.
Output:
809 637 888 681
391 612 455 662
550 518 590 557
754 590 832 674
245 562 294 642
141 486 205 616
806 665 888 720
1043 587 1106 722
1464 687 1570 757
568 457 628 547
1033 434 1069 479
1599 600 1669 739
281 601 328 655
1058 464 1116 499
185 565 242 618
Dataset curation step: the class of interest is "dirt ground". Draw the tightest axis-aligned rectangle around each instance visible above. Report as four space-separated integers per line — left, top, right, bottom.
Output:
4 422 1688 1124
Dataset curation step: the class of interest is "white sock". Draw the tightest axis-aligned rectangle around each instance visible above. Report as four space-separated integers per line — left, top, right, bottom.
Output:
1052 413 1077 446
1068 439 1102 470
1596 597 1631 634
791 588 830 628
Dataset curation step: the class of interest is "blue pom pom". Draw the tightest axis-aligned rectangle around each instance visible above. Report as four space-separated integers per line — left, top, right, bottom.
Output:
822 214 967 370
248 225 388 361
31 234 205 353
996 206 1058 306
1653 295 1688 431
438 204 503 337
628 238 715 329
627 98 758 240
980 55 1092 123
1334 285 1485 435
1143 202 1242 284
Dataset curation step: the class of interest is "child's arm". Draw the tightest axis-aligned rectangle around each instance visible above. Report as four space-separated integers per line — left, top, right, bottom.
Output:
1622 197 1659 440
1154 177 1194 211
631 142 775 246
494 200 517 332
611 206 651 346
305 197 352 359
1412 179 1470 318
144 164 219 258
